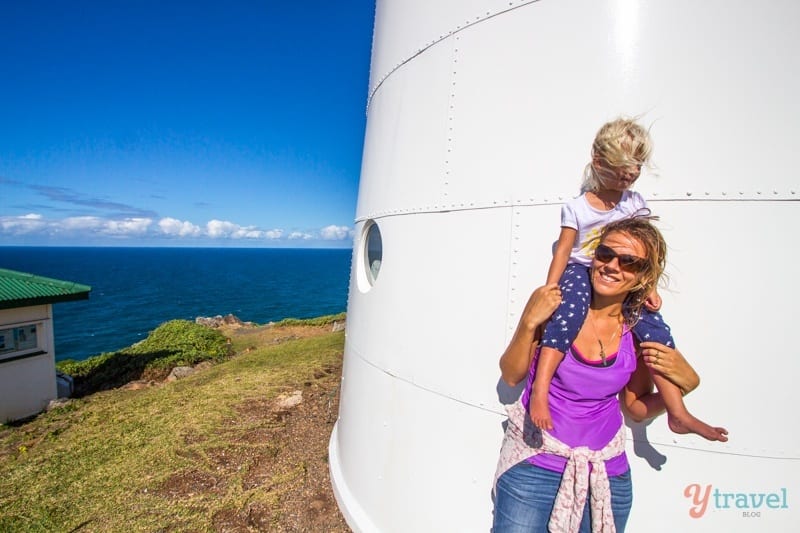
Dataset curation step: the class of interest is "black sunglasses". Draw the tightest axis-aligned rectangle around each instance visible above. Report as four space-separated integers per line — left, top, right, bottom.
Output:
594 244 647 273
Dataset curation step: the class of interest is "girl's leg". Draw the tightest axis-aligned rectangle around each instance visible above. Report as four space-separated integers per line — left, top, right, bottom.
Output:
540 264 591 351
533 264 592 428
493 463 561 532
632 309 675 348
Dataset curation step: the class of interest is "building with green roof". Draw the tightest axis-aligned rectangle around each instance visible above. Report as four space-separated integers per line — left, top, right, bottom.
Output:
0 268 91 422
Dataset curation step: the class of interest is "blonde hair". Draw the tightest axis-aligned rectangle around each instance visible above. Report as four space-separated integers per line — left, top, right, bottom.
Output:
597 216 666 325
582 117 653 193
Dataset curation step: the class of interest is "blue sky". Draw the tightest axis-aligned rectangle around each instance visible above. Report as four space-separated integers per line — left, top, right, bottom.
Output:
1 1 375 247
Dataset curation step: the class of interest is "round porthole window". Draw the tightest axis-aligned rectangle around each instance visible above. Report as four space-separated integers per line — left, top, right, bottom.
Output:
365 222 382 284
356 220 383 292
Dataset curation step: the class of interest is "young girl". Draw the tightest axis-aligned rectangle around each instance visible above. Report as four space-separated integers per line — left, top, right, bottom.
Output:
529 118 728 442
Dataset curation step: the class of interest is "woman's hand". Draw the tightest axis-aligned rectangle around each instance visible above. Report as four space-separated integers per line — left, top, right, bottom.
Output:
520 283 562 333
640 342 699 396
499 284 562 387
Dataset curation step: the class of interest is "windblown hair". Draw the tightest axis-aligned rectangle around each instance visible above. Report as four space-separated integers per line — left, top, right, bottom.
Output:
597 216 667 325
581 117 654 193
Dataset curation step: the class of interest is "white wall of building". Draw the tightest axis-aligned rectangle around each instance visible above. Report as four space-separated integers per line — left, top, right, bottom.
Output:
0 305 56 422
331 1 799 531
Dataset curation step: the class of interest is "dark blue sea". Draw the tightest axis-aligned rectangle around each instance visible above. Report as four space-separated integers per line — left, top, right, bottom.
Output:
1 247 352 362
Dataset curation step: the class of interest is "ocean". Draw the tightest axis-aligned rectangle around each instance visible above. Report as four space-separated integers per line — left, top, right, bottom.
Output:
1 247 352 362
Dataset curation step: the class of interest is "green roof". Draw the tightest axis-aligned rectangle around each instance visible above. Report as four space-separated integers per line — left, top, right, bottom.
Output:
0 268 91 310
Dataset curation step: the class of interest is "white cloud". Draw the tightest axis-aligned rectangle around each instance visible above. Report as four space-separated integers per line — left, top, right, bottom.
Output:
319 224 351 240
0 213 48 234
159 217 202 237
102 217 152 235
206 219 282 240
288 231 313 240
0 212 354 246
61 216 104 231
206 219 240 238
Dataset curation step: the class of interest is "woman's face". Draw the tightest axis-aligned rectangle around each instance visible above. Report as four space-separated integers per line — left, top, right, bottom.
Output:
591 231 647 298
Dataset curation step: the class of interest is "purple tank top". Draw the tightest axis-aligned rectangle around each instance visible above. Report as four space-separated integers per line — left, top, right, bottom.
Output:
521 329 638 476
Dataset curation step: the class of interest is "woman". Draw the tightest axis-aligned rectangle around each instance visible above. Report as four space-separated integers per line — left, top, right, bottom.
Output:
493 217 701 532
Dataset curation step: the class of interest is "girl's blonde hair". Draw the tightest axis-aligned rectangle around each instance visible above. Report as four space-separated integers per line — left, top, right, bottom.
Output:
582 118 654 193
596 216 667 325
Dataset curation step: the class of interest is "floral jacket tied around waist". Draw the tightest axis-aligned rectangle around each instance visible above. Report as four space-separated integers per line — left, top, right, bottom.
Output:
494 400 627 533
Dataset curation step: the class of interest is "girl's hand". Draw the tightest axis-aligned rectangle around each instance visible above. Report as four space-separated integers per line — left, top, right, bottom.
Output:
644 290 662 312
641 342 700 396
521 284 562 331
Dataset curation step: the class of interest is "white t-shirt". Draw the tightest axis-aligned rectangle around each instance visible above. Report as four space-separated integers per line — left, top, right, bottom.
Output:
561 190 648 266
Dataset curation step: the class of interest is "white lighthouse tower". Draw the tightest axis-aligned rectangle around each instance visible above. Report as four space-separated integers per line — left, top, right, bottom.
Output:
330 1 800 531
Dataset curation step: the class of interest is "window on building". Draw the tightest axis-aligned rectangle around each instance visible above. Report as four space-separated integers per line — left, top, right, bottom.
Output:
357 220 383 293
0 324 39 359
365 222 382 284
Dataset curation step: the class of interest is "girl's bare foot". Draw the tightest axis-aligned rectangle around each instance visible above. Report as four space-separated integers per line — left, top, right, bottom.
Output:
668 413 728 442
529 392 553 430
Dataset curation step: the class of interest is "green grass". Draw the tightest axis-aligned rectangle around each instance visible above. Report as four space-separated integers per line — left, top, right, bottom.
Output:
0 324 344 532
273 312 346 327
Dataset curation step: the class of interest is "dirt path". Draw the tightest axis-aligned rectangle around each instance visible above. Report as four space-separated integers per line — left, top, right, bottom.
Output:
210 322 352 532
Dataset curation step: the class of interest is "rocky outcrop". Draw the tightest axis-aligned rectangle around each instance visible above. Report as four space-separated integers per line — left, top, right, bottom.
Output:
195 314 255 329
166 366 196 382
273 390 303 411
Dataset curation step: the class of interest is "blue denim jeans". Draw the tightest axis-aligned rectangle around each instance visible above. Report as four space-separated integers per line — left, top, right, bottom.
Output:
492 462 633 532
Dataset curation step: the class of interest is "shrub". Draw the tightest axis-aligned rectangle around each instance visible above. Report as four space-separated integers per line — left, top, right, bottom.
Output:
56 320 230 396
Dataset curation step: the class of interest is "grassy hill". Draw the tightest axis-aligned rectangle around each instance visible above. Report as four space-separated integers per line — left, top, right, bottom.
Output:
0 316 350 532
